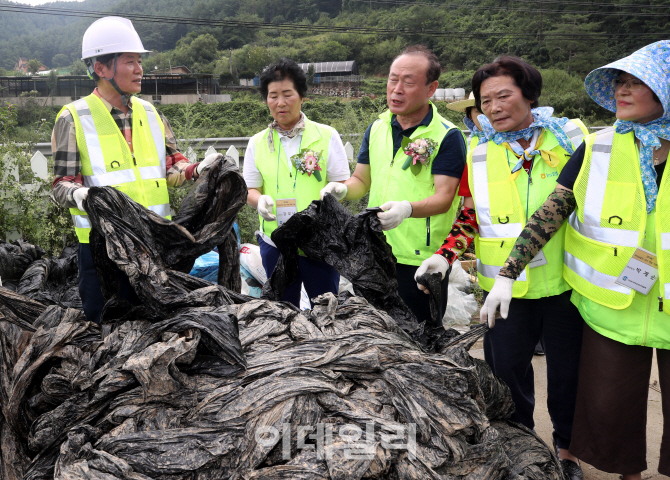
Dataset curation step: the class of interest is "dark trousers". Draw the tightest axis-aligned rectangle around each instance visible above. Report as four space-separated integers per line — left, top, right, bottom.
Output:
483 290 583 449
258 237 339 309
396 263 450 327
570 324 670 476
78 243 138 324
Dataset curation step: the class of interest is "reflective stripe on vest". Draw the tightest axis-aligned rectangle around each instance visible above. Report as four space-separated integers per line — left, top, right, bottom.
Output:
471 142 524 238
563 120 585 149
72 214 91 229
147 203 171 217
477 258 527 281
564 250 631 294
137 99 167 169
72 98 107 177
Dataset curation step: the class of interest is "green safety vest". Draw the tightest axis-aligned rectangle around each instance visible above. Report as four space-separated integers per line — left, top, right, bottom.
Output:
368 103 464 266
253 116 332 237
61 94 170 243
565 129 670 348
468 119 588 298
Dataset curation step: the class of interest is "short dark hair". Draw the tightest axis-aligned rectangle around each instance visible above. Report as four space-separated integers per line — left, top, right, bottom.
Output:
472 55 543 111
86 53 118 82
259 58 308 102
395 45 441 84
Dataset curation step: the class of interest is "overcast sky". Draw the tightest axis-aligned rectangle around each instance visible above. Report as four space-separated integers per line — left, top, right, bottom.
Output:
12 0 84 5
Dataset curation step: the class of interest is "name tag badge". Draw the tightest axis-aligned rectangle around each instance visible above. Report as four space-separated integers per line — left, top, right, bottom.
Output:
528 250 548 268
276 198 298 226
615 247 658 295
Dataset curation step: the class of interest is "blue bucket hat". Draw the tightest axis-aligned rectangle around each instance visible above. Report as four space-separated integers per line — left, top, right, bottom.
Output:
584 40 670 117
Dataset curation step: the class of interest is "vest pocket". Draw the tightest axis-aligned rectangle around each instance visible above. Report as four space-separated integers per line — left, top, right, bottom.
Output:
602 182 636 223
143 178 170 206
99 134 131 170
488 181 515 219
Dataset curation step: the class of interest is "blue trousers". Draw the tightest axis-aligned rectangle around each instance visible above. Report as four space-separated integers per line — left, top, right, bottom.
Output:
78 243 138 324
483 289 583 449
258 237 339 309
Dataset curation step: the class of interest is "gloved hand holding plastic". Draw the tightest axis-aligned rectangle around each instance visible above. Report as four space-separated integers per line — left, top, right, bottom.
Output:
320 181 348 201
73 187 90 212
197 152 223 175
480 274 515 328
377 200 412 230
415 254 450 293
257 194 276 221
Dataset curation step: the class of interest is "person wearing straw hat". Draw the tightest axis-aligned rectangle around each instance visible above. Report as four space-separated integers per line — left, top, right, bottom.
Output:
415 55 589 480
446 91 486 142
51 16 219 324
481 41 670 479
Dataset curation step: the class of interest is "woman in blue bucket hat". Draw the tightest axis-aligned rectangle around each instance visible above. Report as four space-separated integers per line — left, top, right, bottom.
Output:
480 41 670 479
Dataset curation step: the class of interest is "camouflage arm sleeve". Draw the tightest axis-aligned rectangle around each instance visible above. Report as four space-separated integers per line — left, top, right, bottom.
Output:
499 187 576 280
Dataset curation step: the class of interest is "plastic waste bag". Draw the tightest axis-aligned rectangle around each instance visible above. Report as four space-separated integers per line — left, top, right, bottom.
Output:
190 250 220 283
264 195 418 331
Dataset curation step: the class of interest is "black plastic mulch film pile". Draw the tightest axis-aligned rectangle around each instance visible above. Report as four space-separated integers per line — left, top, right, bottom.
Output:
0 157 563 480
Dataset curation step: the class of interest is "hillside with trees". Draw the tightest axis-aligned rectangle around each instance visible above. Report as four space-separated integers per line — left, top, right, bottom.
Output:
0 0 669 78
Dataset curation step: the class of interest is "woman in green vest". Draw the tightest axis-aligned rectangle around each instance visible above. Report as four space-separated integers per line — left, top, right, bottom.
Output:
482 42 670 479
415 56 587 480
243 59 351 308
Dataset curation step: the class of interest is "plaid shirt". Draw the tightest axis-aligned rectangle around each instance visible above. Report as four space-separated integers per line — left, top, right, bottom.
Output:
51 90 198 208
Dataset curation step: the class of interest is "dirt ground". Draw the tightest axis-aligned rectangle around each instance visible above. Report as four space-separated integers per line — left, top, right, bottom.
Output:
469 346 667 479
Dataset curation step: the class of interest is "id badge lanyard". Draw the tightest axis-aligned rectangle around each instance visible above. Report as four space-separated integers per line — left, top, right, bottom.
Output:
272 134 301 228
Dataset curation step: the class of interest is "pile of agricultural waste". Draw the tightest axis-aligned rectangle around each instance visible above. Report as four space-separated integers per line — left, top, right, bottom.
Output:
0 159 564 480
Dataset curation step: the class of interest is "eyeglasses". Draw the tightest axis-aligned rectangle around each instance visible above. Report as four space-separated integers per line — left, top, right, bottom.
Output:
612 78 645 92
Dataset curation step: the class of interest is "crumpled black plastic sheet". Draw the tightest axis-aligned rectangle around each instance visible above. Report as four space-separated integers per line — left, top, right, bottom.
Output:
16 246 81 310
263 195 417 331
0 240 45 291
415 272 443 327
0 163 564 479
86 156 247 318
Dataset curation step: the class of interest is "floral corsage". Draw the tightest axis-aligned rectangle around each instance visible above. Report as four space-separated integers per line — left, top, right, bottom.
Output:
401 137 438 174
291 149 323 181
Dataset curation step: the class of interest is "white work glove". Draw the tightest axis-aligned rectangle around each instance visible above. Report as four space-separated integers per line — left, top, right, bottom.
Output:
73 187 89 212
414 254 450 294
196 153 222 175
320 182 348 201
377 200 412 231
480 275 515 328
257 195 276 222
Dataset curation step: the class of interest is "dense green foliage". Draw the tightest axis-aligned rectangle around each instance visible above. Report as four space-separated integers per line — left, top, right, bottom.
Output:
1 0 669 79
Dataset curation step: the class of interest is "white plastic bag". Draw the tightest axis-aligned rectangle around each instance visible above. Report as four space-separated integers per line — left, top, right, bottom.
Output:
239 243 267 284
443 284 479 327
449 259 471 293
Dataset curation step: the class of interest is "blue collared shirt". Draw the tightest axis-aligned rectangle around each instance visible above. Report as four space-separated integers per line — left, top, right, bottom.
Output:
357 108 466 178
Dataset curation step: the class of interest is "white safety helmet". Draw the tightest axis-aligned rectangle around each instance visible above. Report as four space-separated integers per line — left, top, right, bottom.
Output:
82 16 149 60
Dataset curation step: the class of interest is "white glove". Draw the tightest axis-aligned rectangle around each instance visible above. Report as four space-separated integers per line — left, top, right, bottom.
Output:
414 254 450 294
73 187 89 212
320 182 348 201
377 200 412 231
257 195 276 222
196 153 222 175
480 275 515 328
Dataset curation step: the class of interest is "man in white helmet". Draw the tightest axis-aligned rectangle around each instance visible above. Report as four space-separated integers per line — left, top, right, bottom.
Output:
51 16 220 324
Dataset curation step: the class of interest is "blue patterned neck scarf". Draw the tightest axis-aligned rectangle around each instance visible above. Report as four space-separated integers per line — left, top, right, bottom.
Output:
615 117 670 213
479 107 576 156
464 115 491 144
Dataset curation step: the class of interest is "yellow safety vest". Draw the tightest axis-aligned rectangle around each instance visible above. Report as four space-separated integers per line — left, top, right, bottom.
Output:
468 119 588 297
61 94 170 243
368 103 464 266
565 128 670 317
253 116 332 238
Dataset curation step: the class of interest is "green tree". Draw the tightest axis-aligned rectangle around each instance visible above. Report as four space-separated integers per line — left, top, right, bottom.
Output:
46 70 58 96
26 59 42 74
70 60 88 76
51 54 69 68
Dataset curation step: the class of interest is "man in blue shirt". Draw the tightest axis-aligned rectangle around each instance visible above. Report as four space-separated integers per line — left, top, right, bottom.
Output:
321 45 466 326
